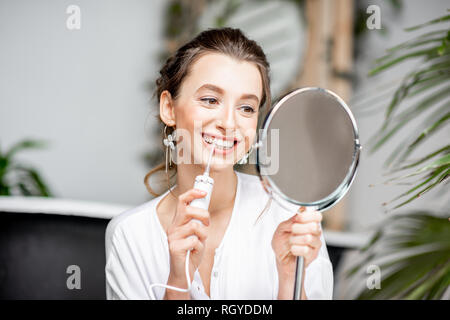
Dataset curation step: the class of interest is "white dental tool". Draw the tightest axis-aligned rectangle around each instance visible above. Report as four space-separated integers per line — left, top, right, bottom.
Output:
149 140 216 300
189 139 216 212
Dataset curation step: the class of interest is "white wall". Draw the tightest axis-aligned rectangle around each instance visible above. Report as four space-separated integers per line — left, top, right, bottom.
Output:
0 0 165 206
1 0 448 226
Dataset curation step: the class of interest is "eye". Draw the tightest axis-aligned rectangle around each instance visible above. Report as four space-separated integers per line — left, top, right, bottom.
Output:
240 105 256 114
200 97 219 105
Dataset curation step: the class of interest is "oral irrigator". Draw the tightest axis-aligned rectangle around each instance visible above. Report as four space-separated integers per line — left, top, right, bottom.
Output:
149 140 216 299
189 139 216 212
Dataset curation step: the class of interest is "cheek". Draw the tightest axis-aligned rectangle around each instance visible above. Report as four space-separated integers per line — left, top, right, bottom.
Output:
175 103 202 131
177 103 211 129
173 103 209 156
231 120 256 158
240 118 258 146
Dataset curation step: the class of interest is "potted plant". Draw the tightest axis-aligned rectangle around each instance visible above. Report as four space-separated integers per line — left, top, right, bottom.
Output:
347 13 450 299
0 139 52 197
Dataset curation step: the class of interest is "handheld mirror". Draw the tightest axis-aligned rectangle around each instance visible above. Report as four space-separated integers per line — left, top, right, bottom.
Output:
255 87 362 300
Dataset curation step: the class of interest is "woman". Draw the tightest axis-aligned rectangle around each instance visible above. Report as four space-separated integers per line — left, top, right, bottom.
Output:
105 27 333 300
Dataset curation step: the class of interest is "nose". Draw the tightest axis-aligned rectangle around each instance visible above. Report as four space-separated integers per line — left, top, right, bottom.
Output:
217 102 236 131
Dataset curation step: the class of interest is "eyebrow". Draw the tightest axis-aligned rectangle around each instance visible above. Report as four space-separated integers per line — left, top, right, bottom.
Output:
196 84 260 105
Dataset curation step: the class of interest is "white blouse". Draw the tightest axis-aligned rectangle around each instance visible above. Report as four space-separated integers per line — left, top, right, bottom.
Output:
105 170 334 300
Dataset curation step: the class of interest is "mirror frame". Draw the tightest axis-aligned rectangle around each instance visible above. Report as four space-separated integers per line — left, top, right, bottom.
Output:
256 87 362 212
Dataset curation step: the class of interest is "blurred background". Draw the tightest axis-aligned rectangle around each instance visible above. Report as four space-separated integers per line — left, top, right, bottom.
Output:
0 0 449 299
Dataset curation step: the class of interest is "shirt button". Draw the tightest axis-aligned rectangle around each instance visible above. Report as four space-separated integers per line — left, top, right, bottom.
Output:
213 270 218 277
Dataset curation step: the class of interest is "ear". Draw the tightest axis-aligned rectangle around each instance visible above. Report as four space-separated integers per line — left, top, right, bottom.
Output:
159 90 176 127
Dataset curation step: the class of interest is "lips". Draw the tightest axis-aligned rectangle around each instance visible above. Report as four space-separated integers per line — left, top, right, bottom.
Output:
202 132 239 142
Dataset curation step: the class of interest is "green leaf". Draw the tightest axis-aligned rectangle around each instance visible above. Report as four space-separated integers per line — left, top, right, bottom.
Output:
10 165 52 197
351 213 450 299
393 145 450 172
27 168 51 197
406 72 450 99
405 262 450 299
0 157 9 180
384 68 450 120
5 139 48 159
17 182 33 196
386 255 442 299
361 230 383 252
382 100 450 169
385 29 448 52
401 111 450 158
387 37 448 53
392 167 450 209
382 164 448 206
384 77 450 120
0 184 11 196
404 14 450 32
345 252 377 278
426 265 450 299
369 46 444 76
368 86 450 155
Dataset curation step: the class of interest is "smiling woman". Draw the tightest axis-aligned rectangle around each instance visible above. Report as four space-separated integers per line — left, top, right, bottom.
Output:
104 27 333 300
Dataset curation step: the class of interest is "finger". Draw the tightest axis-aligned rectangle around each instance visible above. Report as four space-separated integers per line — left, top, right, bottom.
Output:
190 237 204 254
172 206 210 228
295 211 322 224
170 220 209 242
173 194 209 226
178 188 207 206
289 234 322 249
277 215 297 232
291 222 321 236
291 244 314 258
169 236 202 254
183 206 210 226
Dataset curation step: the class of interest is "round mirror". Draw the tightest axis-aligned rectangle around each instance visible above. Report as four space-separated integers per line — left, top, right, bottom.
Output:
257 87 361 212
255 87 362 300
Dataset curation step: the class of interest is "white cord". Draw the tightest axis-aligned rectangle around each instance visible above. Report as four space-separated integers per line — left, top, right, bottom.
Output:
149 249 194 300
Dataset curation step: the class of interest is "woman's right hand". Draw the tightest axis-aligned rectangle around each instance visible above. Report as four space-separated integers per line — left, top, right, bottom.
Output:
166 188 210 288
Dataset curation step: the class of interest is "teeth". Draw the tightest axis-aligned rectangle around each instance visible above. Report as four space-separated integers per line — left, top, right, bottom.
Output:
203 135 234 149
203 135 215 144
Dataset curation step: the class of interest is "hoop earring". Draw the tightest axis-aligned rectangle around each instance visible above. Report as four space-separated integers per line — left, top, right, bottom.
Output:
237 143 254 165
163 125 176 172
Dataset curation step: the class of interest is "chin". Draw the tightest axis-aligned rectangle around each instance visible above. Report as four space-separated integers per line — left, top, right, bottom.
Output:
192 144 238 171
208 161 234 172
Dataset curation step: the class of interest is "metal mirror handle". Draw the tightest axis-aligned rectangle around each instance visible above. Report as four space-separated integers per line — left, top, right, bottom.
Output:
293 205 318 300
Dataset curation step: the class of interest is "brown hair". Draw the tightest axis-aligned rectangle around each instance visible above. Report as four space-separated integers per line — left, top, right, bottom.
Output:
144 27 272 221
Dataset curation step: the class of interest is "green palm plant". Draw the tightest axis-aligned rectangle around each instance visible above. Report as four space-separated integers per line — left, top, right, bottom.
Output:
370 15 450 209
368 14 450 208
347 13 450 299
0 139 52 197
347 211 450 299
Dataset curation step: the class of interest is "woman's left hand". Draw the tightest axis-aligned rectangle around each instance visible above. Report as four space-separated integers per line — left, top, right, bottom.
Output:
272 207 323 280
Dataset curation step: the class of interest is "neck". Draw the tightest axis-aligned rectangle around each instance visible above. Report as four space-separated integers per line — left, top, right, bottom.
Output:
174 163 238 216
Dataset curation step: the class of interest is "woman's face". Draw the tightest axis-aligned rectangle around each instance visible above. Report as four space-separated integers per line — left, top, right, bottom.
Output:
168 52 263 171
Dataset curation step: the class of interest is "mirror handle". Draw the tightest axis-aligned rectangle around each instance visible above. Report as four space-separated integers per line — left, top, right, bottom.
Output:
293 205 318 300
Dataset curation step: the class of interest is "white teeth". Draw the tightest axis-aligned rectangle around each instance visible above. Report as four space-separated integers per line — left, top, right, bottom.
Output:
204 135 214 144
203 135 234 149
